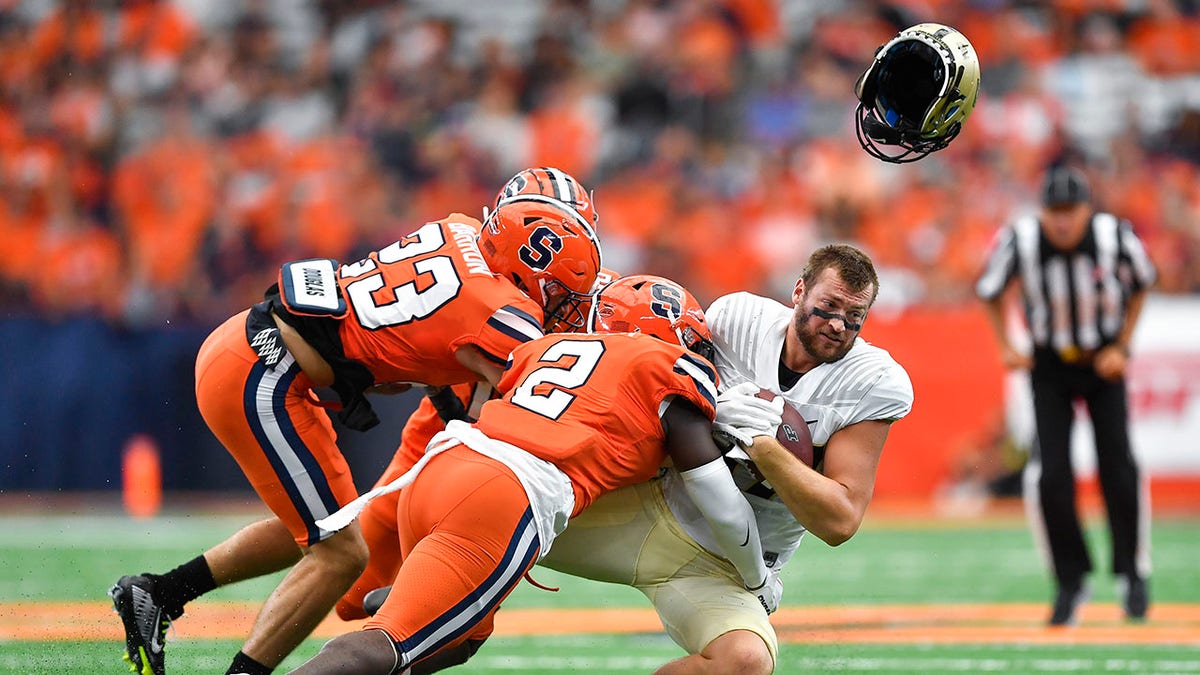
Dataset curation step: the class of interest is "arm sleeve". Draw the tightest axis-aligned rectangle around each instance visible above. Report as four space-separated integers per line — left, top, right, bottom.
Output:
423 385 471 423
677 458 769 590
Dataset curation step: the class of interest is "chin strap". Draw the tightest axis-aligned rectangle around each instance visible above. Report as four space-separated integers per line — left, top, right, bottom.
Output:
855 103 961 164
861 114 905 146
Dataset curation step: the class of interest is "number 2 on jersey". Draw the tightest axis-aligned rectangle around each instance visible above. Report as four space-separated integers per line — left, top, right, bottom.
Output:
510 340 606 419
342 222 463 330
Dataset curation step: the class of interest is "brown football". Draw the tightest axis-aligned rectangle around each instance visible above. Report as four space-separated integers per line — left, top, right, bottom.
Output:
755 388 814 467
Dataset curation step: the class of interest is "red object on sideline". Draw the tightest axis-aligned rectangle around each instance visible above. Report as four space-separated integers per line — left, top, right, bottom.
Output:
122 434 162 519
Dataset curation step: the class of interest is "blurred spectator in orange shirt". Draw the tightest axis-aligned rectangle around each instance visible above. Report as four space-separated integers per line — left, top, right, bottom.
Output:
48 65 113 154
406 134 492 226
118 0 196 61
1127 0 1200 76
0 11 36 92
673 0 741 98
29 0 105 71
0 102 20 156
528 75 602 180
278 135 366 262
219 130 285 255
720 0 781 48
0 185 43 303
31 212 125 320
112 103 216 320
110 0 197 100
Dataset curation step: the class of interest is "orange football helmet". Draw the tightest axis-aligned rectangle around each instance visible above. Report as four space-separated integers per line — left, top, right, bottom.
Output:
480 198 602 331
491 166 599 234
588 274 715 362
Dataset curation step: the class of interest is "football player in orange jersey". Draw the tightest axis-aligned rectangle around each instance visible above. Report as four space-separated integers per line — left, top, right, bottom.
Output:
332 170 613 628
108 178 601 675
333 266 621 627
289 275 785 674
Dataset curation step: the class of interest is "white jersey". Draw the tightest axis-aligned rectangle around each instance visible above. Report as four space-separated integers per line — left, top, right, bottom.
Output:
662 291 914 569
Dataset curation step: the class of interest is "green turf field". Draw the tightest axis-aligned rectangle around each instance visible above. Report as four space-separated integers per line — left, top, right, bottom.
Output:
5 639 1199 674
3 505 1198 673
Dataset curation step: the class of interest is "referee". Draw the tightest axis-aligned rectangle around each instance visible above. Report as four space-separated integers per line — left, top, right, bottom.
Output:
976 165 1156 626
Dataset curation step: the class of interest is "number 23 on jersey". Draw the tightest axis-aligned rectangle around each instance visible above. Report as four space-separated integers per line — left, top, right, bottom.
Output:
340 221 465 330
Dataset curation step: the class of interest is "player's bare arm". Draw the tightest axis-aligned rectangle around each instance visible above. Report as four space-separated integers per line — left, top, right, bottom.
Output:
747 419 890 546
271 312 335 387
661 397 729 472
454 344 507 391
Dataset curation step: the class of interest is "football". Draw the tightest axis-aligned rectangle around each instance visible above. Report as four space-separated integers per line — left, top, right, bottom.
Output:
755 389 814 467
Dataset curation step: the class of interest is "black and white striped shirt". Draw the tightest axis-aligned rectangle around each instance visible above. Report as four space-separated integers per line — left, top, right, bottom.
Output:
976 212 1156 354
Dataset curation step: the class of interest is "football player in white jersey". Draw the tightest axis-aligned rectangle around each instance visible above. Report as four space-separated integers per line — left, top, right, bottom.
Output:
539 243 914 674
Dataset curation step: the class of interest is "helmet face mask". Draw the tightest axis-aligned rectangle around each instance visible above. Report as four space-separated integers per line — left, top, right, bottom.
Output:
542 278 593 333
588 275 716 362
550 267 622 334
854 23 980 163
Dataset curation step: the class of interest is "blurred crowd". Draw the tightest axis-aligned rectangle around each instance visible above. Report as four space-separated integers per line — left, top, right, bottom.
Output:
2 0 1199 327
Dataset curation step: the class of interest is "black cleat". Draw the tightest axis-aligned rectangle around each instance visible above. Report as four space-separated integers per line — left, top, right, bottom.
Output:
363 585 392 616
1048 582 1090 627
1121 576 1149 622
110 575 171 675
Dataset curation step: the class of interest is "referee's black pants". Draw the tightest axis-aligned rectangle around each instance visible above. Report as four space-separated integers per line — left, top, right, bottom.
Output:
1028 351 1144 589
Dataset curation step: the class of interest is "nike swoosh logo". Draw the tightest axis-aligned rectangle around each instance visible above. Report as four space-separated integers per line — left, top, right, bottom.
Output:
150 621 165 653
740 526 751 547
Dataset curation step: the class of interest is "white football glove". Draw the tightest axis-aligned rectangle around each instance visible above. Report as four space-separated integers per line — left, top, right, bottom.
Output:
746 568 783 615
713 382 783 449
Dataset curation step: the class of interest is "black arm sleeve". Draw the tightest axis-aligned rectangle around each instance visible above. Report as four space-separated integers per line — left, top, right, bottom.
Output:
424 385 471 423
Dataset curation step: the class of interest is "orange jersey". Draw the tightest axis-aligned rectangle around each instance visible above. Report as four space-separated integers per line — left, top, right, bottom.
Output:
388 382 495 481
473 333 718 515
334 214 545 386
